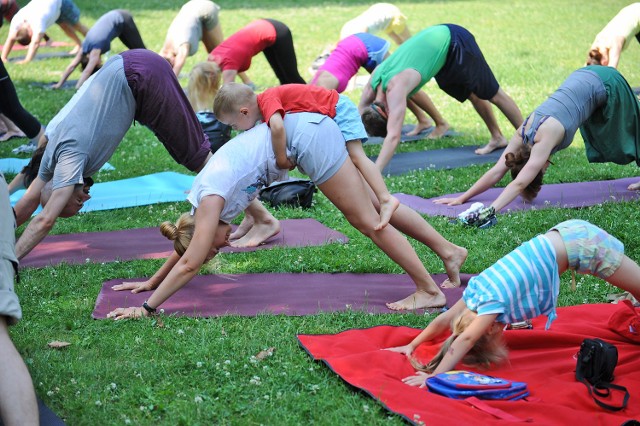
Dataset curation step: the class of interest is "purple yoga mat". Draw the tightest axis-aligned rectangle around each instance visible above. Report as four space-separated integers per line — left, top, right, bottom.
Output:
396 176 640 218
21 219 348 269
92 273 474 318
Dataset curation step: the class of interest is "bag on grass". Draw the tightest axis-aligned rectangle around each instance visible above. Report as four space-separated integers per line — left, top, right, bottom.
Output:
259 179 316 209
575 338 629 411
425 370 529 400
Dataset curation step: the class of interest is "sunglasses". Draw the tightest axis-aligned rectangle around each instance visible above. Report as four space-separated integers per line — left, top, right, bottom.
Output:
370 102 388 120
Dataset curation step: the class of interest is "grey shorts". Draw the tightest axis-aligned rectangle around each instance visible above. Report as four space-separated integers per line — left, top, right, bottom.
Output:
284 112 348 185
56 0 81 25
0 173 21 325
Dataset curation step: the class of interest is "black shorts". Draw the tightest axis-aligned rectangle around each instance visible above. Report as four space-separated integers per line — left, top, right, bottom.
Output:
435 24 500 102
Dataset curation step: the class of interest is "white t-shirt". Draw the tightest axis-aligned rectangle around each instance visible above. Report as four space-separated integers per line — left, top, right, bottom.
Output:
11 0 61 35
187 122 288 223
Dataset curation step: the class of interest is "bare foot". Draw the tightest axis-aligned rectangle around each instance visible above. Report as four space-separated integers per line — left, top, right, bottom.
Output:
230 220 281 248
386 290 446 310
230 215 254 241
374 195 400 231
68 45 80 55
440 245 468 288
0 129 26 142
406 121 433 136
475 137 507 155
628 181 640 191
427 122 450 139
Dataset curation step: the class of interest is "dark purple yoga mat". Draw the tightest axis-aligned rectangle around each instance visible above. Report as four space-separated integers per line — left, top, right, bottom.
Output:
20 219 348 269
92 273 474 318
396 176 640 218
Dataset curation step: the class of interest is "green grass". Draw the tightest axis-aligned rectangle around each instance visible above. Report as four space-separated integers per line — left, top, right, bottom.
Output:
3 0 640 424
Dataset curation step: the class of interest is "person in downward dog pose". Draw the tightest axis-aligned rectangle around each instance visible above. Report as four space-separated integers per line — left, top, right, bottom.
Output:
387 219 640 385
106 112 467 319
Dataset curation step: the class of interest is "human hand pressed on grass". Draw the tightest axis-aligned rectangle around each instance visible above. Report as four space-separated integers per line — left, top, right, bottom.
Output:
106 306 148 320
111 280 157 293
402 371 430 387
433 197 464 206
383 344 415 357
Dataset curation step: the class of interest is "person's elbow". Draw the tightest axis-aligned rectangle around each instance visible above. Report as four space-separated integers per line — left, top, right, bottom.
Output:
178 255 204 275
31 212 57 232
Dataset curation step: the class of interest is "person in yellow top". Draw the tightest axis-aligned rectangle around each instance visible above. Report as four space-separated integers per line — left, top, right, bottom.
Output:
586 3 640 68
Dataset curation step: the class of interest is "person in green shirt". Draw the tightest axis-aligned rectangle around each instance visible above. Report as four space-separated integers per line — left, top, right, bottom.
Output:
359 24 522 170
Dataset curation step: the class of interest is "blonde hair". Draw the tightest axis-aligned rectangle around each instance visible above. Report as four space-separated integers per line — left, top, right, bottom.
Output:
187 62 222 112
213 82 255 118
160 213 195 256
410 311 509 373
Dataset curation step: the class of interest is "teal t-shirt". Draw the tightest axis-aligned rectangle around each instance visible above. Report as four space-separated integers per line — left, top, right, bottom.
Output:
370 25 451 97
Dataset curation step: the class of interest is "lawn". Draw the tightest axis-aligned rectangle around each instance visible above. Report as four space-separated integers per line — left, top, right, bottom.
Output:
2 0 640 424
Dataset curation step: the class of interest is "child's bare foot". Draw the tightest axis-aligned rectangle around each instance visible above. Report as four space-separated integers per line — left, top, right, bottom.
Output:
475 136 507 155
230 220 281 248
427 122 450 139
440 245 468 288
628 181 640 191
374 196 400 231
230 215 254 241
406 121 433 136
386 290 446 310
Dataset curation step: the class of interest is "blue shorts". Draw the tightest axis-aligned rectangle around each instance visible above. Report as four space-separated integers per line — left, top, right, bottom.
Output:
355 33 390 73
334 94 368 144
56 0 81 25
550 219 624 279
435 24 499 102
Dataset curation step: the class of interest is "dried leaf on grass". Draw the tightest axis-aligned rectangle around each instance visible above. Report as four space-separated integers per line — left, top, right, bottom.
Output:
255 347 276 360
48 341 71 349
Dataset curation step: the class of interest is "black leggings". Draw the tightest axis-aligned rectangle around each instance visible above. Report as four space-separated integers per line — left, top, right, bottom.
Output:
0 59 41 138
117 10 146 50
263 19 305 84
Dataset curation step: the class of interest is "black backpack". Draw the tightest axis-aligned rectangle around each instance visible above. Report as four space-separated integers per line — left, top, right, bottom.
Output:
259 179 316 209
575 338 629 411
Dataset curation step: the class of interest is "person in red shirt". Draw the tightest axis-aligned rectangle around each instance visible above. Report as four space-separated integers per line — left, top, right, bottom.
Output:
214 82 401 232
208 19 304 86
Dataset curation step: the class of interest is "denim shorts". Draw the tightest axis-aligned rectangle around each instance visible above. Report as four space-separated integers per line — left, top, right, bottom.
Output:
56 0 81 25
334 95 368 143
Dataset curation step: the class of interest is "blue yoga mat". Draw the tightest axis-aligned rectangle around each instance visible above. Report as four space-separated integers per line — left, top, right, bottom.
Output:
0 158 114 174
10 171 194 214
366 124 462 145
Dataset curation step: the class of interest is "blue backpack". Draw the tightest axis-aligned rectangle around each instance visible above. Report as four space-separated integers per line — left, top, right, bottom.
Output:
425 370 529 400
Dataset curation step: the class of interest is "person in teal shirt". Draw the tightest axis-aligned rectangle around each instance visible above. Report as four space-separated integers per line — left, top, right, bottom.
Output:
359 24 522 170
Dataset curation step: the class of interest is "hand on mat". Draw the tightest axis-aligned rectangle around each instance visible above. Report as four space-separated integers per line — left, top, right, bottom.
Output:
106 306 147 320
383 344 414 356
433 196 464 206
402 371 430 388
111 280 157 293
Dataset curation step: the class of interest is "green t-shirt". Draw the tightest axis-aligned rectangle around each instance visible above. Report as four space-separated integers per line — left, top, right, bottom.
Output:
370 25 451 97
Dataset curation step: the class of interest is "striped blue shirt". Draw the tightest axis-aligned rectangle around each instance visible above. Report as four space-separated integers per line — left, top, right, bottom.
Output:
463 235 560 330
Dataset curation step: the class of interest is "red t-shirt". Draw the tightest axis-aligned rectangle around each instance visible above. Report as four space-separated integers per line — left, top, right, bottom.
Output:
208 19 276 72
257 84 339 124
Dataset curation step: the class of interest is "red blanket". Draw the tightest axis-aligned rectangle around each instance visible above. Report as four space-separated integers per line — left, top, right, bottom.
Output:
298 304 640 425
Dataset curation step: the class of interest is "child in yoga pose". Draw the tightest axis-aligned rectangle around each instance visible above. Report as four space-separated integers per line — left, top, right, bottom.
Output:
214 82 399 230
106 112 467 319
386 219 640 385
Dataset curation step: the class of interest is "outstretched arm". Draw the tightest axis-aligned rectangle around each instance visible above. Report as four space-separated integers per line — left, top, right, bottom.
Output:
606 37 625 68
53 50 83 89
75 48 101 89
171 43 190 77
111 251 181 293
385 299 468 356
358 76 376 113
19 32 44 64
375 88 406 170
15 182 74 259
1 31 17 62
427 313 498 376
107 195 225 320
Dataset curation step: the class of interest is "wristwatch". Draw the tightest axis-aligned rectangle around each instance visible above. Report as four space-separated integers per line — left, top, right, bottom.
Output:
142 301 157 315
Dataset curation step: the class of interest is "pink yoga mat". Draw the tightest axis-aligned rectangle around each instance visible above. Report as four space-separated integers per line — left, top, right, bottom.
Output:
396 176 640 218
21 219 348 269
92 273 474 318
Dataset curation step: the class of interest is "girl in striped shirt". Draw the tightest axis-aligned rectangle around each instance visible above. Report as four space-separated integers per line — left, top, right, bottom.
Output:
387 219 640 386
